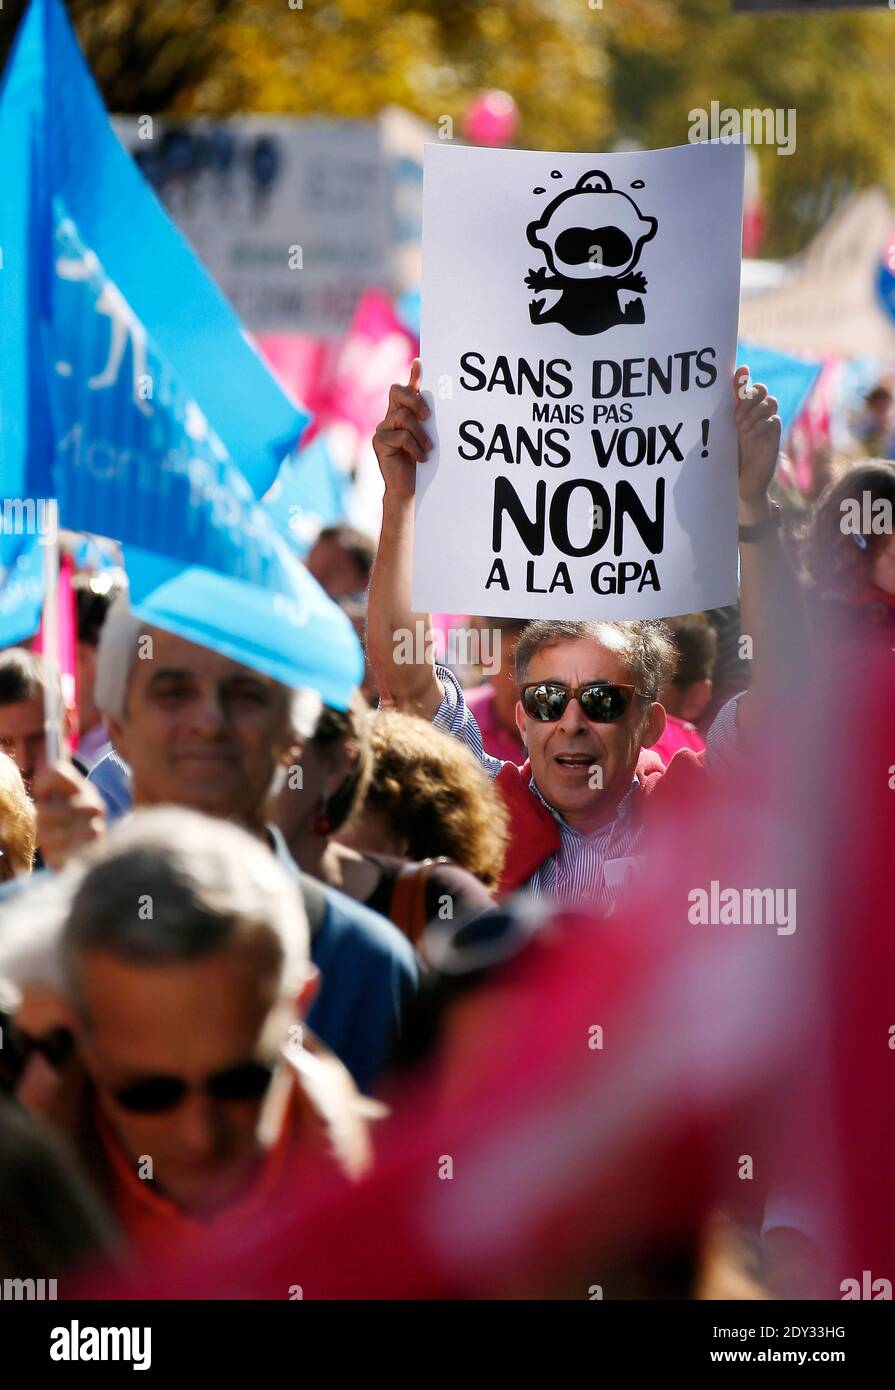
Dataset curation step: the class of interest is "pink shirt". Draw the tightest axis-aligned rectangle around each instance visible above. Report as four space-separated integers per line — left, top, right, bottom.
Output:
465 682 526 765
652 712 706 766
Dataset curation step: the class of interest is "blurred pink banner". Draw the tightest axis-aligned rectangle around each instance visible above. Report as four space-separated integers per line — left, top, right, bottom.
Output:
32 550 79 749
258 290 418 449
325 288 418 437
256 333 339 448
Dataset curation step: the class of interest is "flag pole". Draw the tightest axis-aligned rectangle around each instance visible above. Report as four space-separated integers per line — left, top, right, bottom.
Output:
41 498 63 765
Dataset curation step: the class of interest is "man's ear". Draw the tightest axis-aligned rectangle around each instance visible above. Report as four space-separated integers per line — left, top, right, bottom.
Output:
640 701 667 749
514 699 528 749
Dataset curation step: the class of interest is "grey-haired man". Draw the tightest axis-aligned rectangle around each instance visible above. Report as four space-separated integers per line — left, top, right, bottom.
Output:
367 361 808 906
23 598 417 1092
0 807 377 1266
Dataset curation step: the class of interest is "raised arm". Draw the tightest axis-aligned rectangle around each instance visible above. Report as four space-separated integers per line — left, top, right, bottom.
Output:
367 358 444 720
732 366 810 741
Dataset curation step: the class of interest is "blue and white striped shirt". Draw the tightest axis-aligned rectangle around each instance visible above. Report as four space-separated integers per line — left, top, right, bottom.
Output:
433 665 743 910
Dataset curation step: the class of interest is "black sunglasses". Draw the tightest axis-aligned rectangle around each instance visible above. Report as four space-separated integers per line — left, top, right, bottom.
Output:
112 1060 275 1115
0 1022 76 1090
520 681 646 724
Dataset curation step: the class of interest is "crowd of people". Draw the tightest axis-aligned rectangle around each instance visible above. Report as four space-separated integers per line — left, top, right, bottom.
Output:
0 358 893 1301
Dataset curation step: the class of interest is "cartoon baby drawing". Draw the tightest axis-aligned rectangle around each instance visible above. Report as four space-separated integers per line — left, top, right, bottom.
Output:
525 170 658 336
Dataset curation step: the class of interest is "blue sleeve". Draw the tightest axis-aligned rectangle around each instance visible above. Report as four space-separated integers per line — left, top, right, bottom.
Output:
87 750 133 821
432 664 504 782
307 885 418 1094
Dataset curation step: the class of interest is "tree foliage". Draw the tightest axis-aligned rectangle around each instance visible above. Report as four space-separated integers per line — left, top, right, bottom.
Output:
2 0 893 256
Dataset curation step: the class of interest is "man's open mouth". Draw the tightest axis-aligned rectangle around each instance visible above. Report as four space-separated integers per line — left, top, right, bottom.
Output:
554 754 596 768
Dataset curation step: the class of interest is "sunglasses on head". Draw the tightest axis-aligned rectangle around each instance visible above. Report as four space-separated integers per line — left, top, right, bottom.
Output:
111 1059 275 1115
520 681 646 724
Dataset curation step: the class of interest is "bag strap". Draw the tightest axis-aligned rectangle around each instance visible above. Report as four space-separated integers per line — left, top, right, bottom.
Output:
389 859 437 945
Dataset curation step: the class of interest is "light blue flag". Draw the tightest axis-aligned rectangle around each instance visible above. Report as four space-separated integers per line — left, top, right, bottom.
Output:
0 0 362 707
0 0 307 501
0 534 45 648
40 204 362 705
396 288 421 339
737 341 823 439
263 435 353 558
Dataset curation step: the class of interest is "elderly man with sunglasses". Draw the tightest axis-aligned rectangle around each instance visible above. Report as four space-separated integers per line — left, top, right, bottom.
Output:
368 361 808 907
0 807 378 1269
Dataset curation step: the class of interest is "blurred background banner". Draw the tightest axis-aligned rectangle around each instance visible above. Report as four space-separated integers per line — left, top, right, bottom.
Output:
257 289 419 549
738 188 895 358
113 110 431 337
323 288 418 436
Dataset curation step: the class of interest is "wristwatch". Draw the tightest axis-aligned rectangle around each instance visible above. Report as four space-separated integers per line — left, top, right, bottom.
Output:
738 501 782 543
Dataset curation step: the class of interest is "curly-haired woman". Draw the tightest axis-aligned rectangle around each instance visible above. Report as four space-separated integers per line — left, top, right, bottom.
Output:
274 700 505 945
0 752 37 884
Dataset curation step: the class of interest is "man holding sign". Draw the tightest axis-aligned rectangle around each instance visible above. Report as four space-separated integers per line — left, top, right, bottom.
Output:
368 359 805 907
367 142 805 906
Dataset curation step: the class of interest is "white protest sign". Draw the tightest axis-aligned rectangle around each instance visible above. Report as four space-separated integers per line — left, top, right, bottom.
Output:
413 141 745 619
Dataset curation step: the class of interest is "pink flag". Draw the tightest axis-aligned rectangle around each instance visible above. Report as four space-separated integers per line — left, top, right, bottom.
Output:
323 289 418 437
32 550 78 750
256 334 339 448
